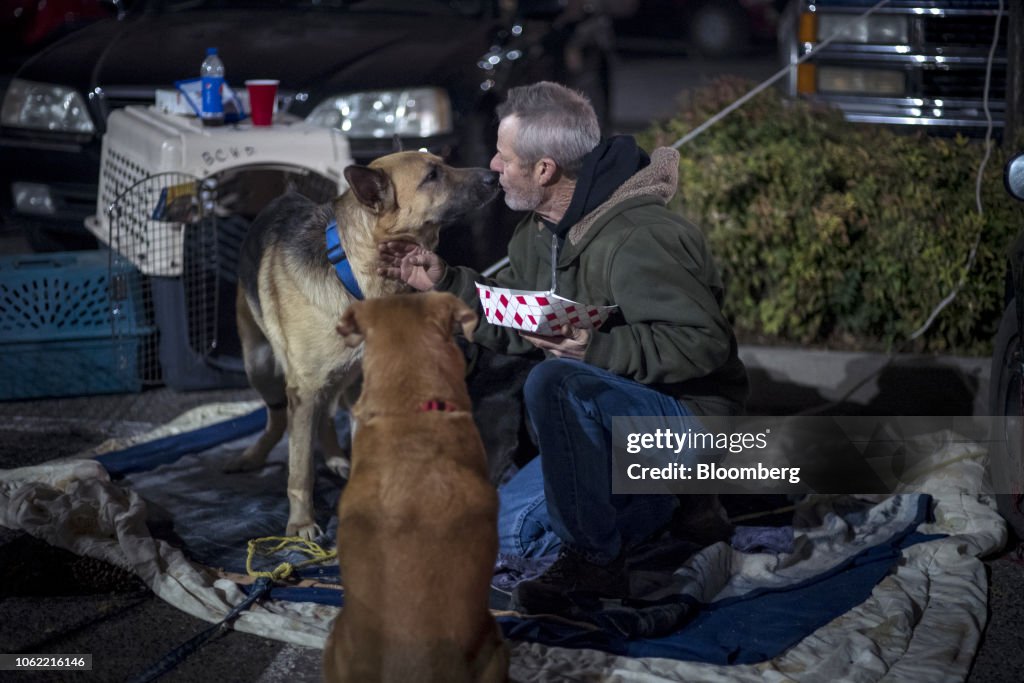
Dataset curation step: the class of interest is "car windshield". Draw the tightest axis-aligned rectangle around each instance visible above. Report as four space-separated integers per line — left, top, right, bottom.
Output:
152 0 486 15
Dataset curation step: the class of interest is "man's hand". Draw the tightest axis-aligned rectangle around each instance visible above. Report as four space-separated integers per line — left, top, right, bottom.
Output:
520 324 591 360
377 241 445 291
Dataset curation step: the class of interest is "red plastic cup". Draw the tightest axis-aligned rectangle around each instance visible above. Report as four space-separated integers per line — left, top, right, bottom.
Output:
246 79 279 127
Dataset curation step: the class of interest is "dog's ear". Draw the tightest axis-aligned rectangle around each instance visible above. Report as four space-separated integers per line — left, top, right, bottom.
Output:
448 296 478 343
336 304 365 347
343 165 394 213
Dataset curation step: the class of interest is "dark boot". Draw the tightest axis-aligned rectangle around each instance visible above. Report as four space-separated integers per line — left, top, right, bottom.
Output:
670 494 734 546
509 546 628 615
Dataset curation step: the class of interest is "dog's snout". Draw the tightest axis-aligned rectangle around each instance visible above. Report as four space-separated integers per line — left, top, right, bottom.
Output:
437 166 503 223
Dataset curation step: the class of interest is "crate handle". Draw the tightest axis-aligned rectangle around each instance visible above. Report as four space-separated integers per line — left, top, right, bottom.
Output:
13 256 75 270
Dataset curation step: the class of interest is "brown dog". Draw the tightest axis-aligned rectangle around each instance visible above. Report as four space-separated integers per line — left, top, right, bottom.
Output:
325 292 508 683
229 152 499 539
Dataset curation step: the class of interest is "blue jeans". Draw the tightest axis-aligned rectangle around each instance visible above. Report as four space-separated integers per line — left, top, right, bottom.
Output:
498 358 699 565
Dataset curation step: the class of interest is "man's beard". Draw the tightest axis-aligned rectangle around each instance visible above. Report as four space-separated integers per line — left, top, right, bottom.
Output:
503 181 544 212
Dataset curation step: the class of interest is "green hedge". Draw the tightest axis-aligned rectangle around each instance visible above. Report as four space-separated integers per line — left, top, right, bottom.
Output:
639 77 1024 355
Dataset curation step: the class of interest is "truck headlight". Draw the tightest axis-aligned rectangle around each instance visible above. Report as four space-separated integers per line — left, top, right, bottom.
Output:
818 66 906 96
306 87 452 139
817 14 909 44
1 78 96 134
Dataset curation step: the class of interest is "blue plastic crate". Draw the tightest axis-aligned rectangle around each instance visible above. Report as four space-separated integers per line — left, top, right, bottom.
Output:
0 250 152 400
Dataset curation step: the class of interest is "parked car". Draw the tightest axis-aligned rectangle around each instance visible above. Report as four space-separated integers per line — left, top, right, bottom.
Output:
0 0 615 268
0 0 112 68
777 0 1009 133
613 0 781 57
990 152 1024 538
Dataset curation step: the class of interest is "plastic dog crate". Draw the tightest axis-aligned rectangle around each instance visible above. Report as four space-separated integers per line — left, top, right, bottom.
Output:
88 106 351 276
84 106 352 390
0 250 152 400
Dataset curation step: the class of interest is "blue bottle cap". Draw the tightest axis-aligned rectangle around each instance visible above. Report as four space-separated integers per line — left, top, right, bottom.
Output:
206 47 218 55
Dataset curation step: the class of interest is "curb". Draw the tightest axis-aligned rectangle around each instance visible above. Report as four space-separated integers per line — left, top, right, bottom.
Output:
738 345 990 416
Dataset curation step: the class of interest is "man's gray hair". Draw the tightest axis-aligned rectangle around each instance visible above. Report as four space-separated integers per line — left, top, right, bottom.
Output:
496 82 600 178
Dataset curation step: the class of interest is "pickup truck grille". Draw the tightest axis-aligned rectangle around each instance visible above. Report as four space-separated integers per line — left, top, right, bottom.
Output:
922 66 1007 100
922 15 1007 46
789 2 1008 130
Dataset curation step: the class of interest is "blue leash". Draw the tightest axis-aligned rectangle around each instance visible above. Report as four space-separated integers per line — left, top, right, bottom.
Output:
325 219 364 300
126 577 274 683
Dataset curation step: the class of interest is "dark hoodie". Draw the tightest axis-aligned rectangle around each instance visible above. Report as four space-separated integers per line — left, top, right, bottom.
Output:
547 136 651 242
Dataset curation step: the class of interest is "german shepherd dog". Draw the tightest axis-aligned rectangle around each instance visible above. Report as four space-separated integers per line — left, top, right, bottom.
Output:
326 292 508 683
229 152 499 539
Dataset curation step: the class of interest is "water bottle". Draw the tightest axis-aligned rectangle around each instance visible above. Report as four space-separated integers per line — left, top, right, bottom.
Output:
200 47 225 127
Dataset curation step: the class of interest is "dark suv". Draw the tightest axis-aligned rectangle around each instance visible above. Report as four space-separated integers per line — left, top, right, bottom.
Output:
0 0 614 268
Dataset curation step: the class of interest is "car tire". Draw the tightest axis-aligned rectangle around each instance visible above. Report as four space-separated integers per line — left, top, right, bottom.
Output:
687 0 750 59
988 301 1024 539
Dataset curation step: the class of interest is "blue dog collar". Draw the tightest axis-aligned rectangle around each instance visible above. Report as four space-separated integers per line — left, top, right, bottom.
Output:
325 220 364 300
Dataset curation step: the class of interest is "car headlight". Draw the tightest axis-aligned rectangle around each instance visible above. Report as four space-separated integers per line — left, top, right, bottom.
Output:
817 66 906 96
305 87 452 139
1 78 96 134
817 13 908 44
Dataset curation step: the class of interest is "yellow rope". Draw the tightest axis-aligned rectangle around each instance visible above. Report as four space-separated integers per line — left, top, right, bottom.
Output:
245 536 337 581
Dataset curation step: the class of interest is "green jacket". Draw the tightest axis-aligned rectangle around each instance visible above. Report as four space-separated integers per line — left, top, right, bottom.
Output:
436 147 748 416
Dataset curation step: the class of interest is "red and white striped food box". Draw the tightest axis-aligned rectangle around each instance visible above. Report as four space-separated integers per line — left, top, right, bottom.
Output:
475 283 618 335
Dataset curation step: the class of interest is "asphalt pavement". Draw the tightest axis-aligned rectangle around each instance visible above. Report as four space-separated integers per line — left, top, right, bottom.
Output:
2 354 1023 682
2 49 1023 683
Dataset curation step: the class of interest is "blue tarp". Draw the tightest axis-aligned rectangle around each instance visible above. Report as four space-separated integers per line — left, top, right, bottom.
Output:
95 409 941 666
